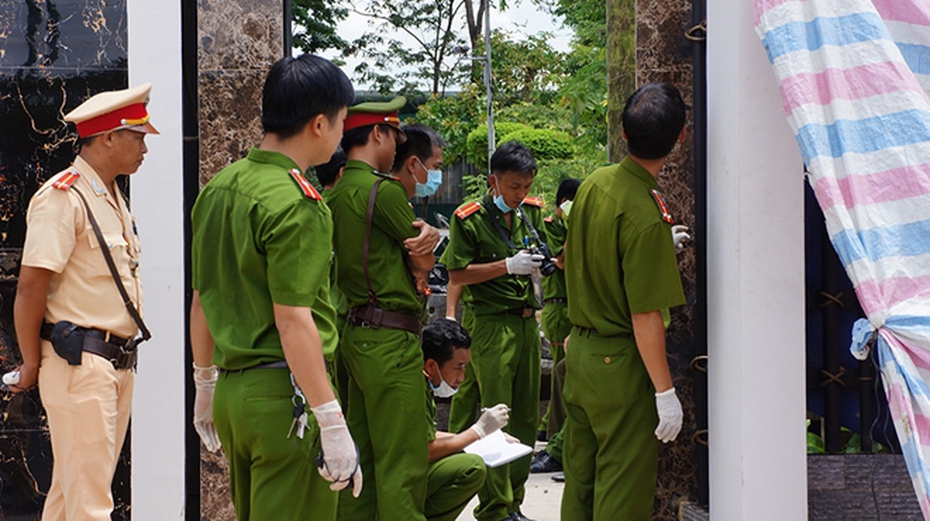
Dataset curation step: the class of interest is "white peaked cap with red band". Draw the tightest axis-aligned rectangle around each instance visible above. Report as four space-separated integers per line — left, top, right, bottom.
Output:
65 82 159 138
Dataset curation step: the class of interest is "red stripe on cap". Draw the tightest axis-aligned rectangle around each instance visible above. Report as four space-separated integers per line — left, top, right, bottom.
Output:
75 103 149 137
343 112 400 133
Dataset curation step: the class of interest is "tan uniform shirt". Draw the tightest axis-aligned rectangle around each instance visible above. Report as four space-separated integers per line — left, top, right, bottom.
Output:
22 156 143 338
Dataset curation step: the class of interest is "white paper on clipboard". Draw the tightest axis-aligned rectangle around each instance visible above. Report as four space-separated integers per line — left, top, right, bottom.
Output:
463 429 534 468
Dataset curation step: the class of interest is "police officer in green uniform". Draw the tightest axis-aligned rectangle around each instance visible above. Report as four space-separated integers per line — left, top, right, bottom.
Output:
561 83 688 520
530 178 580 475
441 141 547 521
329 97 441 520
421 319 511 521
189 55 362 521
444 283 482 435
316 147 350 400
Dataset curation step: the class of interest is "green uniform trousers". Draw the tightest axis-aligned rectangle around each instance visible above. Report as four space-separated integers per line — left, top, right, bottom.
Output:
213 368 335 521
336 324 430 521
449 307 480 434
545 358 566 461
541 303 571 437
470 314 540 520
425 453 487 521
561 327 659 521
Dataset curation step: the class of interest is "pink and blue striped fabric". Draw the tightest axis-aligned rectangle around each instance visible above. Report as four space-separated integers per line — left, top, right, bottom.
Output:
755 0 930 515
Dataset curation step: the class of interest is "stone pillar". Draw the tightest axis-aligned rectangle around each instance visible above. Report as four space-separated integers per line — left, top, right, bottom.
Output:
635 0 699 518
197 1 285 518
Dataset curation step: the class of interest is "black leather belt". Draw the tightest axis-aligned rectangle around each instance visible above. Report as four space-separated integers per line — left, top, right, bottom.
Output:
544 298 567 305
347 305 422 335
503 307 535 318
40 321 137 370
220 360 289 373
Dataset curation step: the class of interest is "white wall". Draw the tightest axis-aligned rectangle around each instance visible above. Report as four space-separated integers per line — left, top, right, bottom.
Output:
706 0 808 519
127 2 187 519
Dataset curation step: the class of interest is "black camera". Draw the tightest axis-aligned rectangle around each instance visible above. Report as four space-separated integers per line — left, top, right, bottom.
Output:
529 242 558 277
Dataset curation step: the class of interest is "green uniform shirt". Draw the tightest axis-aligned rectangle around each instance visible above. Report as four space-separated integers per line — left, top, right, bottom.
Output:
322 189 349 333
328 160 423 315
564 157 685 336
191 148 338 370
440 198 545 315
542 216 567 302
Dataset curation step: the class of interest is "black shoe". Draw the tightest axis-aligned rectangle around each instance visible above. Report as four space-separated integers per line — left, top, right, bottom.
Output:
536 430 548 442
551 472 564 483
510 512 537 521
529 451 562 473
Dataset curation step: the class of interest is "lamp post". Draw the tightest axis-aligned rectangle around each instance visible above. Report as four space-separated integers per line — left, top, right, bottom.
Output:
483 0 493 174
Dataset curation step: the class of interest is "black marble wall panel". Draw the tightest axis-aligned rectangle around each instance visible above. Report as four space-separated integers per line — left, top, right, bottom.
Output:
0 1 129 518
197 1 284 519
635 0 699 519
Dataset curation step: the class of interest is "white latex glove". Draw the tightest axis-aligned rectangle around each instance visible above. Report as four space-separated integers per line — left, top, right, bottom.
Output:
506 250 544 276
671 225 691 250
503 432 521 444
312 400 363 497
654 387 683 443
193 363 222 452
471 403 510 438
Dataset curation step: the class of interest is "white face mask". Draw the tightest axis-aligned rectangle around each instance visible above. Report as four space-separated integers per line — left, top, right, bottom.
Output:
429 377 459 398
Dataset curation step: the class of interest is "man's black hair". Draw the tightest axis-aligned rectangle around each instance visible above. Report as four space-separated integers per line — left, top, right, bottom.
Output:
421 318 472 367
261 54 354 140
490 141 536 176
555 178 581 206
621 83 687 160
314 146 347 188
391 124 446 172
341 124 395 153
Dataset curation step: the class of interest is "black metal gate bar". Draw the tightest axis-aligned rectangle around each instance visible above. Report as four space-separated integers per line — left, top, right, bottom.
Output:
821 223 844 453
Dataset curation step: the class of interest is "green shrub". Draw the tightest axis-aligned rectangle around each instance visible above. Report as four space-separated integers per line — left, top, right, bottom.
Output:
465 122 532 168
500 128 575 161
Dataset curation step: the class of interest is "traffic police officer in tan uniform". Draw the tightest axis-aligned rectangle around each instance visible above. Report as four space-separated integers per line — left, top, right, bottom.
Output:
9 83 157 520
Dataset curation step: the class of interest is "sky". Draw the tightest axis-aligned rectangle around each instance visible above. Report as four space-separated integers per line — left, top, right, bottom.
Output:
320 0 572 92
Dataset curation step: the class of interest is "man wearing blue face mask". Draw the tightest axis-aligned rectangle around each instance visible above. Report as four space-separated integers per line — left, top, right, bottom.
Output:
391 123 446 199
421 318 508 521
439 141 547 521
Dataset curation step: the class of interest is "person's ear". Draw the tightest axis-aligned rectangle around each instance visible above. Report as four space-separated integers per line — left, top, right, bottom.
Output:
678 126 686 143
307 114 327 138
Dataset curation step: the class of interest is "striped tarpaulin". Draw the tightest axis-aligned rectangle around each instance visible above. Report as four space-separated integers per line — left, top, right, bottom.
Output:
755 0 930 515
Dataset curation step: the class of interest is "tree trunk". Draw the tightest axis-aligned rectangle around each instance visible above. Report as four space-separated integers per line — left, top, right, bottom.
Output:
606 0 635 162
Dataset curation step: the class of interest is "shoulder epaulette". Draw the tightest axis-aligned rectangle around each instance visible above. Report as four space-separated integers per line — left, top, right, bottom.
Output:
522 196 544 208
373 171 403 182
52 169 80 191
455 201 482 219
650 189 674 224
544 216 554 223
289 169 322 201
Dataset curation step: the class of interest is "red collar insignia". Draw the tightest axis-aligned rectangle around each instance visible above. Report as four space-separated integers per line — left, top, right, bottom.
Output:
52 169 80 191
289 169 322 201
650 189 674 224
454 201 482 219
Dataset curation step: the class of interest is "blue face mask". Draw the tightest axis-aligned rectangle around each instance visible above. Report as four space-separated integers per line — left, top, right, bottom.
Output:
414 159 443 198
493 194 514 213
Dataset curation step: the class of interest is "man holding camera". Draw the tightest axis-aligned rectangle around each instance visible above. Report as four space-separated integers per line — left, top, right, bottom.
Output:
440 141 547 521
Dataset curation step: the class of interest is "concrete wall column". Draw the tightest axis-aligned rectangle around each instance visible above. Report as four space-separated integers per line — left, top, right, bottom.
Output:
706 0 807 519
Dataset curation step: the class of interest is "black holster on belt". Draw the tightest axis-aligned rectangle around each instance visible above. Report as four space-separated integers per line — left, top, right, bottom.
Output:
49 321 85 366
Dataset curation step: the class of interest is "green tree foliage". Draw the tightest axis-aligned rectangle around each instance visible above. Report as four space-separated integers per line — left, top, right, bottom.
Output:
344 0 471 95
291 0 349 54
409 84 484 163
